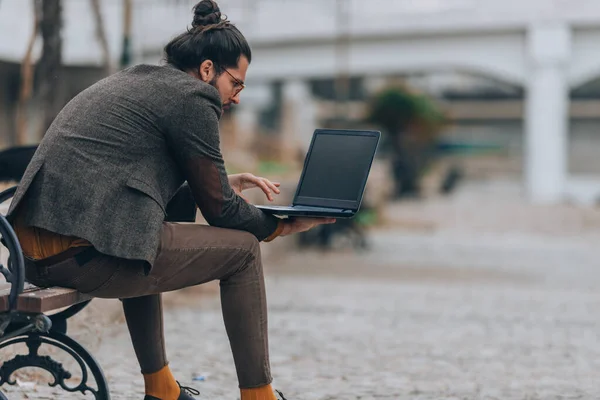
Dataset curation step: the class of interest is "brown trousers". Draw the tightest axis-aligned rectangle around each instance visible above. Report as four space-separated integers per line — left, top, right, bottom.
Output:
24 223 271 389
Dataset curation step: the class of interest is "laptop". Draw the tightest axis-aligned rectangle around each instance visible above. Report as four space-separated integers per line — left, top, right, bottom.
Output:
256 128 380 218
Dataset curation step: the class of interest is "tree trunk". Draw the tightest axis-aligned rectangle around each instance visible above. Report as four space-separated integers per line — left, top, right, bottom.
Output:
15 0 41 146
38 0 63 137
120 0 133 68
334 0 350 119
90 0 111 74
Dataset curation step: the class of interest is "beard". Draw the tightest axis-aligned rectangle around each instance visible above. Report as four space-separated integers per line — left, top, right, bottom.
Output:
209 75 218 88
208 76 229 114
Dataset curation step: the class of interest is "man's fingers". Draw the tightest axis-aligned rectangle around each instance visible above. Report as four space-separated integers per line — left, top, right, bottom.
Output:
255 179 274 201
298 217 336 229
314 218 336 226
264 179 281 194
256 177 280 200
240 175 281 200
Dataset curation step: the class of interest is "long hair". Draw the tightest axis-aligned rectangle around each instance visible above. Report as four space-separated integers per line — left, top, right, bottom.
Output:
164 0 251 73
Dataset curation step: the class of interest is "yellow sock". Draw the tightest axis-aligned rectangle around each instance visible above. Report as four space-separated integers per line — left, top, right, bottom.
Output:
143 365 180 400
240 384 277 400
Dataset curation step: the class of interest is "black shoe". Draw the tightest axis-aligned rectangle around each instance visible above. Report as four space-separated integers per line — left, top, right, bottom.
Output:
144 381 200 400
275 390 288 400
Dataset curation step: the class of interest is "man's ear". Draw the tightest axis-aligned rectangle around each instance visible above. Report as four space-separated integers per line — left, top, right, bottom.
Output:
199 60 214 83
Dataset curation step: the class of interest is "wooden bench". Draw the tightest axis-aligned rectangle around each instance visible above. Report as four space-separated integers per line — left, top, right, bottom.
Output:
0 283 92 314
0 187 110 400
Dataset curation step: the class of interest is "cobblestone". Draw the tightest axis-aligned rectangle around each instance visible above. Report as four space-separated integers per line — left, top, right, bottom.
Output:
2 182 600 399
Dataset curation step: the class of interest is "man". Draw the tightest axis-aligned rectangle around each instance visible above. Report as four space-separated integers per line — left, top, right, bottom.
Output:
7 1 334 399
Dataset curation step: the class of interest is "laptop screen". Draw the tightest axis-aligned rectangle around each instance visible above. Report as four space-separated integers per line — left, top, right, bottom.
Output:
294 130 379 209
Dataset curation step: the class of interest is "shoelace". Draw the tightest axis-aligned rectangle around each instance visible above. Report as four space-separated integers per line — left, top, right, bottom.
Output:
275 390 288 400
177 381 200 396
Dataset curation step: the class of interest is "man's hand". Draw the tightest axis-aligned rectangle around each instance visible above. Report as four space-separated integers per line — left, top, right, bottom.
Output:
228 173 280 202
280 217 337 236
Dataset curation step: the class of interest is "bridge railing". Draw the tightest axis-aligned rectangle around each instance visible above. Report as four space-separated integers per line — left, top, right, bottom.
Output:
132 0 600 59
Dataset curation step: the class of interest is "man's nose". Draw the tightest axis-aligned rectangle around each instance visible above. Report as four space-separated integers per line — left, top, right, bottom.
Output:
231 93 241 104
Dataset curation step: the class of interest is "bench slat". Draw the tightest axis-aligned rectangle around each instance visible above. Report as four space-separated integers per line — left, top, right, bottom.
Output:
0 283 91 313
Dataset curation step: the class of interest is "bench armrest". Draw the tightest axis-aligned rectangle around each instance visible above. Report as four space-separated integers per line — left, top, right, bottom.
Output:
0 186 25 311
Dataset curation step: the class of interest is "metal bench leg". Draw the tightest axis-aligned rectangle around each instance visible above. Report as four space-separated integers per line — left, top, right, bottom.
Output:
0 330 110 399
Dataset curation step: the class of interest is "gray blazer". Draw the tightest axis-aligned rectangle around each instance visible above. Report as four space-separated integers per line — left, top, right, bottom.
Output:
8 64 279 268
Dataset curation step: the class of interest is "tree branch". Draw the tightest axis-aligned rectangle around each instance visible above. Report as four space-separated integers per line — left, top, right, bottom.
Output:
38 0 63 137
15 0 41 145
90 0 111 74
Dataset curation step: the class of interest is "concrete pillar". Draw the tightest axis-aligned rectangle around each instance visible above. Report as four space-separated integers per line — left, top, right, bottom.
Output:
525 24 571 204
281 79 317 153
364 76 388 95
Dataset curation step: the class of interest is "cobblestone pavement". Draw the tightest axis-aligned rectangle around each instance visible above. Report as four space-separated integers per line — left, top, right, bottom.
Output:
2 182 600 399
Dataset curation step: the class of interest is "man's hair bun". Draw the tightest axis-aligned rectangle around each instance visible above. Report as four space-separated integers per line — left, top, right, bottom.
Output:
192 0 222 28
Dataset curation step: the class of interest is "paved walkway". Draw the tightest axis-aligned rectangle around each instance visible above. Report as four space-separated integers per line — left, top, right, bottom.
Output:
2 181 600 399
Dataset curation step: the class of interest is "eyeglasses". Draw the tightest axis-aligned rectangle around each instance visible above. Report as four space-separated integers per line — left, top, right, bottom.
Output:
223 68 245 97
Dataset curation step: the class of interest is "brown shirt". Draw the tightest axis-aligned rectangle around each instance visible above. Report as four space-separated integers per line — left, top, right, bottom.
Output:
13 206 91 260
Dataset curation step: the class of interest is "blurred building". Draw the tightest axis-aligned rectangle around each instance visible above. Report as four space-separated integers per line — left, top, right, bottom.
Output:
2 0 600 204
